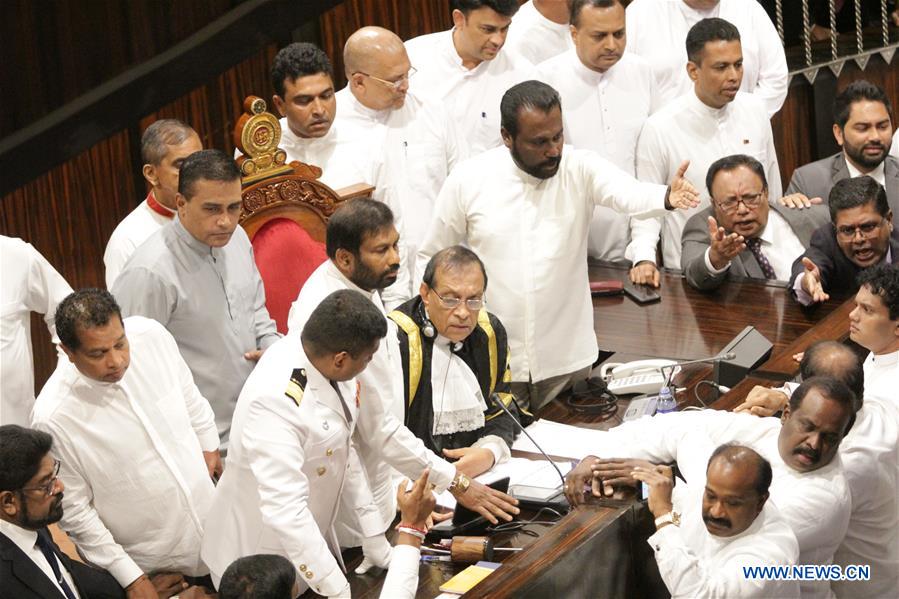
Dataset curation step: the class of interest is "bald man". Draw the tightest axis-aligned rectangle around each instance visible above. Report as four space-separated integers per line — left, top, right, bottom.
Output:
337 26 467 277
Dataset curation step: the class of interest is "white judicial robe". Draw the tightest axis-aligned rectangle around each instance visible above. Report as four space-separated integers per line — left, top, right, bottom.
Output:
32 317 218 587
405 29 529 156
635 91 781 269
0 235 71 427
626 0 789 117
531 49 660 263
418 146 668 383
504 0 573 66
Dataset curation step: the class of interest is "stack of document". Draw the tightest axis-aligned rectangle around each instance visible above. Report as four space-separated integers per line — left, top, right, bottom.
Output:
511 419 605 458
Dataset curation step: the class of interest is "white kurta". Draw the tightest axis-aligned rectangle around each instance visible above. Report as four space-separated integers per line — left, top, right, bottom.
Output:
201 336 382 596
531 50 660 263
635 91 781 269
0 236 71 427
418 146 668 383
589 409 851 599
863 349 898 406
31 316 219 587
625 0 789 117
504 0 573 66
103 196 173 289
405 29 529 156
287 260 456 545
334 88 466 274
649 485 800 598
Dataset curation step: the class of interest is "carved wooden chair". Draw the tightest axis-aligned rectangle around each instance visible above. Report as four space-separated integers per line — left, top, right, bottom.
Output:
234 96 373 332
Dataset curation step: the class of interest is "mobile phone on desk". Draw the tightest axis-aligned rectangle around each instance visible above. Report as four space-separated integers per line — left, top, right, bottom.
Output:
623 281 661 305
590 280 624 296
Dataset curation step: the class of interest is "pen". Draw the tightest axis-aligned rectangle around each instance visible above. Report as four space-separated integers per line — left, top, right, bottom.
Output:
420 555 453 562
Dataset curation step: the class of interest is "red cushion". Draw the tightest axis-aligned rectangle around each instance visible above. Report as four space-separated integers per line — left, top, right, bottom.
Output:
251 218 327 334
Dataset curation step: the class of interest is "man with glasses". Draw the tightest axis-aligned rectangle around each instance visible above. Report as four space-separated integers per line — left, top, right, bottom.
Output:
31 289 220 599
389 246 530 478
337 26 466 279
682 154 812 290
791 176 899 305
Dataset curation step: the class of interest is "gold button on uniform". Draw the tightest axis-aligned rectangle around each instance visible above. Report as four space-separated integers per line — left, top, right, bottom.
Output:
317 466 327 476
305 571 314 579
326 448 333 456
299 564 307 572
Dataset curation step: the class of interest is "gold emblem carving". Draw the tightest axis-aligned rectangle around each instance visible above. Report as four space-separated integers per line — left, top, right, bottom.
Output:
233 96 294 183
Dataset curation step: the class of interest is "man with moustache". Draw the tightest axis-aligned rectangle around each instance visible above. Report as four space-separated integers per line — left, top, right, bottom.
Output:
781 81 897 218
634 445 799 598
103 119 202 288
418 80 699 410
31 290 220 599
634 18 782 275
531 0 664 283
791 176 899 305
112 150 280 447
405 0 528 155
682 154 812 290
566 377 855 599
287 200 520 560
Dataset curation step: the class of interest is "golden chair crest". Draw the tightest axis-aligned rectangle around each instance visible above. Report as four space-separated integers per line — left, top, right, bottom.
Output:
233 96 295 183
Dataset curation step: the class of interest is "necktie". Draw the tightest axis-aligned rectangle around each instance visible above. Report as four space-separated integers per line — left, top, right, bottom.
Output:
35 531 78 599
746 237 776 280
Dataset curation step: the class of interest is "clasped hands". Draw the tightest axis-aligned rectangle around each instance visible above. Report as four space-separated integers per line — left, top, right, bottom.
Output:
564 455 661 506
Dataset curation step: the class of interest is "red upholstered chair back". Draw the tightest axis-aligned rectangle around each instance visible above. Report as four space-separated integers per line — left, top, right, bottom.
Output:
251 218 327 333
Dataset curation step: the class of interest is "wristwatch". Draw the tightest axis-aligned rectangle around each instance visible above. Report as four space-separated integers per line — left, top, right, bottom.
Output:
654 511 681 529
449 472 471 495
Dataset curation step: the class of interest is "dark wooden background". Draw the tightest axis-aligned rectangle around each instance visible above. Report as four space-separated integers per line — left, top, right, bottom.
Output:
1 0 897 394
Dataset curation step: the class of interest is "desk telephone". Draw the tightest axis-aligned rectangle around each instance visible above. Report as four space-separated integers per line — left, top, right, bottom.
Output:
599 359 679 395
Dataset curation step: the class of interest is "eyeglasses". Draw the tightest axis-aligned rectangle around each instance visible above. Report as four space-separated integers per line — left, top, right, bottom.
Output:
20 459 61 497
432 291 484 311
715 192 764 214
356 67 417 90
834 219 884 240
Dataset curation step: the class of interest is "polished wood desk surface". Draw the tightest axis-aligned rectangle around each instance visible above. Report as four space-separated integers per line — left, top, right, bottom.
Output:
319 265 854 598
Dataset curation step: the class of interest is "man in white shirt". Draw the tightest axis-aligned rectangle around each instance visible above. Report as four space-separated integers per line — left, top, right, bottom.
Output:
682 154 811 290
32 289 220 598
567 377 856 599
532 0 662 282
634 445 799 598
504 0 572 65
626 0 788 117
405 0 529 156
418 79 699 411
0 236 72 427
287 200 520 554
852 264 899 403
781 80 898 221
103 119 202 289
338 26 465 277
635 17 782 273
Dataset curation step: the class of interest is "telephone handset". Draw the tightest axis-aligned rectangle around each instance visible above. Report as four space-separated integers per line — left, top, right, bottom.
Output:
599 359 679 395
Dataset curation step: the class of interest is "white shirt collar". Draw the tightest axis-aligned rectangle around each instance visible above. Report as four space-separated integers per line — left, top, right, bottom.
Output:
844 155 887 186
687 90 731 120
0 518 38 556
569 49 607 86
325 260 375 300
871 348 899 365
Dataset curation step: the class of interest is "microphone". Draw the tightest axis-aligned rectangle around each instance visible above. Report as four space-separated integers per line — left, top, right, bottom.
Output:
660 352 737 389
490 394 569 510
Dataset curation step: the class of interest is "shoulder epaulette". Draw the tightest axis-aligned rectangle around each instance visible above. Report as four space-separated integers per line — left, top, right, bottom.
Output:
285 368 307 407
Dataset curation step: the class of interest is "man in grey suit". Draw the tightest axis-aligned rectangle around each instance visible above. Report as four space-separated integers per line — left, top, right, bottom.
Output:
683 154 815 291
781 80 897 224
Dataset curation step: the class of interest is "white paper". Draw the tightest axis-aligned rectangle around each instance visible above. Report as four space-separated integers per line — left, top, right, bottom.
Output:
510 419 606 459
435 457 573 509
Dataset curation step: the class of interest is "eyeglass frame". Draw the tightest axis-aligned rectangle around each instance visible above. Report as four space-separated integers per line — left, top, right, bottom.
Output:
354 66 417 90
431 290 485 312
713 191 766 214
833 218 885 240
19 458 61 497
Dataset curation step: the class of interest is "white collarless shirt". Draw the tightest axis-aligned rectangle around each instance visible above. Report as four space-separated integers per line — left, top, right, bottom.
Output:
626 0 789 117
103 194 174 289
418 146 668 382
532 50 660 263
0 235 72 427
864 349 899 405
31 316 219 587
636 91 781 269
0 522 82 599
504 0 573 66
405 29 529 156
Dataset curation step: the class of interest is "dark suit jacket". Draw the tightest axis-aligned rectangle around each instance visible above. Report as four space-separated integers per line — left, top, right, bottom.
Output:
0 527 124 599
785 153 899 225
681 203 817 291
788 223 899 299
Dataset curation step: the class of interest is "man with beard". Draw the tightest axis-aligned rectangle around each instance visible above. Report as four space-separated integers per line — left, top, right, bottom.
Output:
287 200 520 564
417 79 699 411
790 176 899 305
781 81 897 220
634 445 799 598
565 377 855 599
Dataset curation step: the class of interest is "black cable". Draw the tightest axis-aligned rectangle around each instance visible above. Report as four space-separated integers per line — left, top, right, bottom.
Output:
486 506 565 536
564 377 619 420
693 379 720 407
